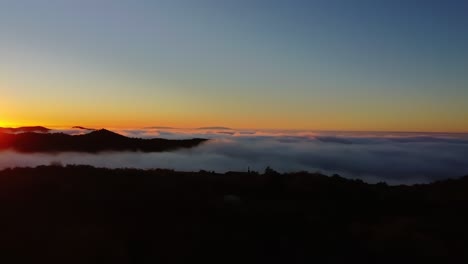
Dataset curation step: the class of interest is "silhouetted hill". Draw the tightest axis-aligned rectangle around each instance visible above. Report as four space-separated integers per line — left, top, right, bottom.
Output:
72 126 96 131
0 165 467 263
0 129 207 153
0 126 50 133
83 129 128 140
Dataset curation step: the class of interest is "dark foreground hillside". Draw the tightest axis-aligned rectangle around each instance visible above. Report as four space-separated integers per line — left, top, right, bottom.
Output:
0 166 467 263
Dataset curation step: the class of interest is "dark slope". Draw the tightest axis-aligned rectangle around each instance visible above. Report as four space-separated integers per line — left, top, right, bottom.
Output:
0 129 207 153
0 165 467 263
72 126 96 131
0 126 50 133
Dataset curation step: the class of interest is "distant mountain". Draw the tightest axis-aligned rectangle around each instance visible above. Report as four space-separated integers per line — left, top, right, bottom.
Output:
0 129 207 153
0 126 50 133
197 126 232 130
217 131 236 135
72 126 96 131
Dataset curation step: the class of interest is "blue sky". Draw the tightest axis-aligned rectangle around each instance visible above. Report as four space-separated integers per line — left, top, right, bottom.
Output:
1 0 467 131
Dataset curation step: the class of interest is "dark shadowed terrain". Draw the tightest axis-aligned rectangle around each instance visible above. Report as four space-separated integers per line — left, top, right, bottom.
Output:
0 126 50 134
0 129 207 153
0 165 467 263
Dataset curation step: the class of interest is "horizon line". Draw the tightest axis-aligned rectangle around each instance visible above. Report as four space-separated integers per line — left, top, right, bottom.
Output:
2 124 468 135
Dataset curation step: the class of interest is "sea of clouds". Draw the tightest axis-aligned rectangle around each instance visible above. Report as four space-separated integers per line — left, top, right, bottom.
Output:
1 127 468 185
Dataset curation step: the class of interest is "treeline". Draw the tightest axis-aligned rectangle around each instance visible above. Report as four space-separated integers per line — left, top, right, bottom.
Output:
0 165 467 263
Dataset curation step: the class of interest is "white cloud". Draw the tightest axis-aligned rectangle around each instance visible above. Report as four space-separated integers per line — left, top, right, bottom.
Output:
1 128 468 185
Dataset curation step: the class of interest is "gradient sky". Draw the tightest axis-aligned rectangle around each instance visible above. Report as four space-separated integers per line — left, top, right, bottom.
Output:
1 0 467 131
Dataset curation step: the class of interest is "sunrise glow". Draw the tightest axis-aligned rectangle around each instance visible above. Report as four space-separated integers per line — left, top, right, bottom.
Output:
1 1 467 132
2 2 468 261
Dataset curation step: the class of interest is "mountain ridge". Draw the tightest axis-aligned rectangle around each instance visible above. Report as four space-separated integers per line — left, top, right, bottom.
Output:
0 129 207 153
0 126 50 133
72 126 96 131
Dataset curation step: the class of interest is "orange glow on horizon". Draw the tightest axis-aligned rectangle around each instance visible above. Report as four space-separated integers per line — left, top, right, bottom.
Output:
2 117 467 133
0 120 16 128
2 102 467 133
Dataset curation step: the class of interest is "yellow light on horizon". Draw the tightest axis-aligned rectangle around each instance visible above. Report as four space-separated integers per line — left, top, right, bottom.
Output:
0 122 9 127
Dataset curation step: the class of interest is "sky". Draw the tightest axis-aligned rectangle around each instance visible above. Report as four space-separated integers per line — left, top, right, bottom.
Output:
1 0 468 131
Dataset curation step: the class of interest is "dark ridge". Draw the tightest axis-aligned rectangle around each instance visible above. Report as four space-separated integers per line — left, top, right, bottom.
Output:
83 129 127 139
72 126 96 131
217 131 236 135
0 126 50 133
0 129 207 153
0 165 467 263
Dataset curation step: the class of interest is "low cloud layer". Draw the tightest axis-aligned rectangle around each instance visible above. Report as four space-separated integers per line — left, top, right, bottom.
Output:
1 128 468 185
